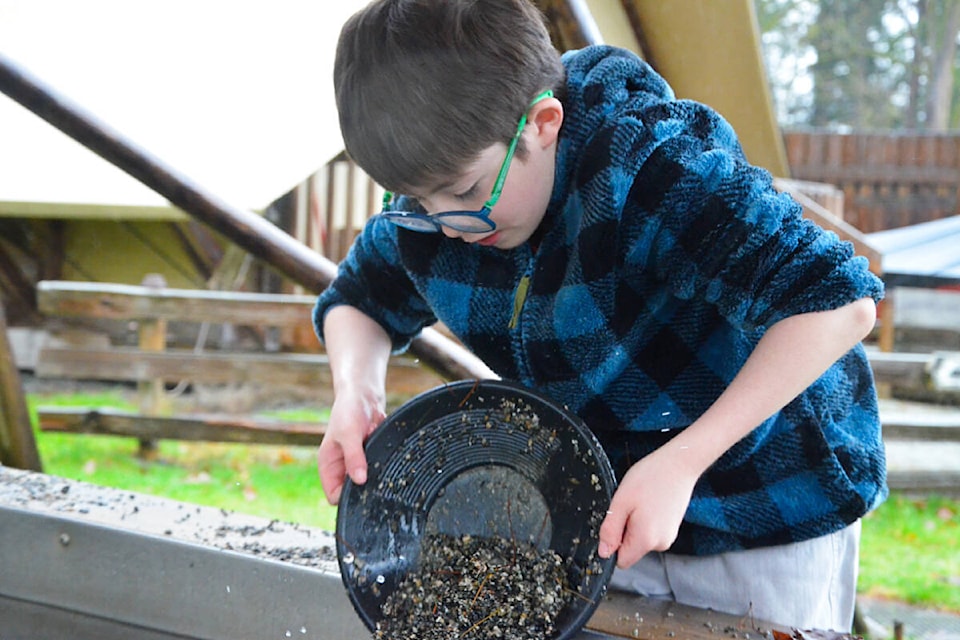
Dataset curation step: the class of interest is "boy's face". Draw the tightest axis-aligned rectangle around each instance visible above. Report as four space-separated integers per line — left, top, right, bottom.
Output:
416 139 555 250
412 98 563 250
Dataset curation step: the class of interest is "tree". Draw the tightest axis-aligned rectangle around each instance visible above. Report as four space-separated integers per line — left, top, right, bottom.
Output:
911 0 960 130
754 0 960 130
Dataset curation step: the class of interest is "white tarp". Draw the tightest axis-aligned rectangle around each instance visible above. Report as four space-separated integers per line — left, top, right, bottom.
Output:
0 1 364 214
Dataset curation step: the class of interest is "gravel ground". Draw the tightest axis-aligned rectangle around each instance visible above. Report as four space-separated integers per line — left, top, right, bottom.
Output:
0 465 338 570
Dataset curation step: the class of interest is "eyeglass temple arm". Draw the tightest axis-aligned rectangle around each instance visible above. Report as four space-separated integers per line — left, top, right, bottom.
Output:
483 89 554 209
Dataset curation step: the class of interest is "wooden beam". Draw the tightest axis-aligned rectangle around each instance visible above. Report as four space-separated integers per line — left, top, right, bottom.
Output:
38 407 324 446
891 287 960 332
867 351 930 388
37 280 317 327
886 470 960 496
36 347 332 386
0 300 42 471
881 413 960 442
35 346 443 397
586 589 790 639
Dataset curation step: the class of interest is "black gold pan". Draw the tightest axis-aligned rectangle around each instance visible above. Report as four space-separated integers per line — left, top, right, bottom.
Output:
335 379 618 640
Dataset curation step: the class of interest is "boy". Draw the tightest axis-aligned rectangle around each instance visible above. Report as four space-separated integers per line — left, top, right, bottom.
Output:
314 0 886 631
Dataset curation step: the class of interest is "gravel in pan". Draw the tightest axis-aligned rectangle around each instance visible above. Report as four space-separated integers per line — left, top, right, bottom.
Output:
375 533 572 640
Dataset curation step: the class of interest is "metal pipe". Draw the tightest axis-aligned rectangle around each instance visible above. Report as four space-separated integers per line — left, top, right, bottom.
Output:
0 52 493 382
566 0 604 45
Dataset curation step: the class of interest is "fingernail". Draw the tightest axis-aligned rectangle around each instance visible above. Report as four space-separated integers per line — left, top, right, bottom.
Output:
353 468 367 484
598 542 611 558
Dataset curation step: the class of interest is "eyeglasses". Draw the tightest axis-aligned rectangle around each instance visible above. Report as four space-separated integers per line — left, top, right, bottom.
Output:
378 89 554 233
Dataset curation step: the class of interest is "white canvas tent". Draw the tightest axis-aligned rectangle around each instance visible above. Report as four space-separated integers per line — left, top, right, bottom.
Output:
0 0 365 218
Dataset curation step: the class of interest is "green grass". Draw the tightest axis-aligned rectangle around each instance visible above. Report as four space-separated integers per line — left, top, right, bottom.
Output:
27 390 338 532
22 390 960 612
859 493 959 612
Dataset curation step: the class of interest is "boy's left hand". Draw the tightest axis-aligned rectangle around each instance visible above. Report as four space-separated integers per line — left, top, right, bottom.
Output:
597 443 699 567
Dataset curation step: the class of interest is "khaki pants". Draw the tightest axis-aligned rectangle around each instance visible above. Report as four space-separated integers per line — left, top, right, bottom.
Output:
608 520 861 631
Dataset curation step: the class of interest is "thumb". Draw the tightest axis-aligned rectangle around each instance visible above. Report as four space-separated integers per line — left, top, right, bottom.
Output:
597 505 626 559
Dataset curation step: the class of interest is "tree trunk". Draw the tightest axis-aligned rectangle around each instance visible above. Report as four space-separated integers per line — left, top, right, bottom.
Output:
925 0 960 130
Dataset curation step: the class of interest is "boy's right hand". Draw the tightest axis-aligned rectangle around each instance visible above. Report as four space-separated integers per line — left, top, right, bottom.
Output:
317 387 386 504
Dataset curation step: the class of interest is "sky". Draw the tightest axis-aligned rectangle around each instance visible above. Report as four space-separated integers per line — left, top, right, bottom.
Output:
0 1 364 211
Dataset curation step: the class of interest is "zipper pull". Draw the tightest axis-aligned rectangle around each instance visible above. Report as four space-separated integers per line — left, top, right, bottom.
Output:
508 274 531 330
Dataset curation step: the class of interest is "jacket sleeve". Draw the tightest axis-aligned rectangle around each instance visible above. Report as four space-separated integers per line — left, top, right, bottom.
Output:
312 216 437 352
618 100 884 330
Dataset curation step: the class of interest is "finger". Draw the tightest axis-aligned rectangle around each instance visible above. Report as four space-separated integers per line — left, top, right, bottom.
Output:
597 507 627 559
615 521 651 569
341 432 369 487
317 443 347 505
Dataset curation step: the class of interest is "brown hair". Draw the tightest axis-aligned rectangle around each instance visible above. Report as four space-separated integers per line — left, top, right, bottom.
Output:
334 0 565 193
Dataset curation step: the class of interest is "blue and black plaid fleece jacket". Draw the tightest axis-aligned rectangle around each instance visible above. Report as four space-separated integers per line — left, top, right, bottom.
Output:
315 46 887 555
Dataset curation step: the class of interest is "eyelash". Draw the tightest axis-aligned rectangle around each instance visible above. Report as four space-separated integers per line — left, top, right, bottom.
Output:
454 184 479 201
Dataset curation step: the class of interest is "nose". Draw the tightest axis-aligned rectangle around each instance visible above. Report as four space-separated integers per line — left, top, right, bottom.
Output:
440 225 463 240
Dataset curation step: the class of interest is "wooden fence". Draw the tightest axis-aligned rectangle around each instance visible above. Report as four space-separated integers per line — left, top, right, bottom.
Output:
32 280 444 448
783 130 960 233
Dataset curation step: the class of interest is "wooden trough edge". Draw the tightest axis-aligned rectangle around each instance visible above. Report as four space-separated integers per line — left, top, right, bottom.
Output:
37 407 325 446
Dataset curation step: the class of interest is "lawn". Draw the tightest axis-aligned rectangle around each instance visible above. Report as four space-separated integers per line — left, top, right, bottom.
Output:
20 389 960 613
25 388 338 531
859 493 959 612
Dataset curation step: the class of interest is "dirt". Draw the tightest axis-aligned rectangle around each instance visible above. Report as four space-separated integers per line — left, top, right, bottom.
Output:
374 533 571 640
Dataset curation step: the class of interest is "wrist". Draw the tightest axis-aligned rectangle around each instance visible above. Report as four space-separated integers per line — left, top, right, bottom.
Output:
664 423 732 478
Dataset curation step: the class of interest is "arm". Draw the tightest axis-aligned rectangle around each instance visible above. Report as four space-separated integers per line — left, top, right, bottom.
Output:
598 297 877 566
317 304 393 504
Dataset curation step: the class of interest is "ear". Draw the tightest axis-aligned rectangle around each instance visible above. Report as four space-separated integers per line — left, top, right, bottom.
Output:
529 97 564 149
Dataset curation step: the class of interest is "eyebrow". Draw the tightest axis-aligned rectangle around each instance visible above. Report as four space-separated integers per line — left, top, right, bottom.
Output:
425 173 478 197
426 150 493 195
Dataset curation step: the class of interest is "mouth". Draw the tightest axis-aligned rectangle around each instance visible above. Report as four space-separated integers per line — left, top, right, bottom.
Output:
478 232 501 247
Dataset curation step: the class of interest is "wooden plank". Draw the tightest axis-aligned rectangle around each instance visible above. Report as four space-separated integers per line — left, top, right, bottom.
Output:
794 164 960 186
882 413 960 441
36 346 334 386
586 589 791 640
867 351 930 388
887 470 960 496
892 288 960 332
37 407 325 446
34 345 446 398
37 280 316 327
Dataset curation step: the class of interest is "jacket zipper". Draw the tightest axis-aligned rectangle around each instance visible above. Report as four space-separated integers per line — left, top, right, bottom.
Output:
508 274 531 330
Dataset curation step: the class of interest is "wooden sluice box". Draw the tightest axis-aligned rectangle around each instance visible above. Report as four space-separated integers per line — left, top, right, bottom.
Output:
0 466 806 640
